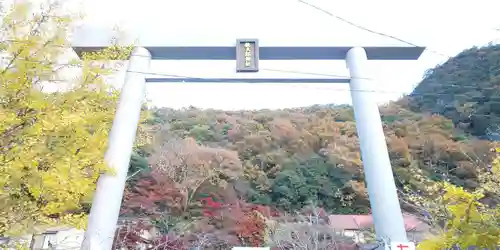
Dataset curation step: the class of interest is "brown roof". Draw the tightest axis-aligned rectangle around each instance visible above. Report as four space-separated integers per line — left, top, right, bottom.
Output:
328 214 429 232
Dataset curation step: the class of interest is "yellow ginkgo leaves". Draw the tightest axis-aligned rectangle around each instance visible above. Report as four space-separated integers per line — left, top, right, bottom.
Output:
0 1 144 236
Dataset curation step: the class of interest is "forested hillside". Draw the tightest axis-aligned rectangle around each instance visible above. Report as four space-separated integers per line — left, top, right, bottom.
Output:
117 45 500 248
407 44 500 139
128 103 494 209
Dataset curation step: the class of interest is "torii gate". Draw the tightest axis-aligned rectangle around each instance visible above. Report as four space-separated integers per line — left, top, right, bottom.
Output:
74 41 424 249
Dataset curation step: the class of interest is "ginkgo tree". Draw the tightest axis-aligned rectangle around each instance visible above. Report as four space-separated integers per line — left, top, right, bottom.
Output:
413 152 500 249
0 0 147 236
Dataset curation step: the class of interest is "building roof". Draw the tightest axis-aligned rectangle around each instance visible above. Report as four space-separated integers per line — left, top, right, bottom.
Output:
328 214 430 232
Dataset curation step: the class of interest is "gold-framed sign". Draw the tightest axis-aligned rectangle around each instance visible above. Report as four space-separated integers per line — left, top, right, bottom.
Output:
236 39 259 72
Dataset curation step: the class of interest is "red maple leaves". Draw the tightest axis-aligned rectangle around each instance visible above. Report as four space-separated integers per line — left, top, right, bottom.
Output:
198 195 278 247
121 170 187 218
121 168 281 248
200 197 223 217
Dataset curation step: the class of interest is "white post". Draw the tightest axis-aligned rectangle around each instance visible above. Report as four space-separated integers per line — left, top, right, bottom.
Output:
81 47 152 250
345 47 408 245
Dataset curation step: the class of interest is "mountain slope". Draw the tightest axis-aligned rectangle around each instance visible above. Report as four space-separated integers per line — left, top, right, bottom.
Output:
407 44 500 138
129 103 494 216
124 45 500 219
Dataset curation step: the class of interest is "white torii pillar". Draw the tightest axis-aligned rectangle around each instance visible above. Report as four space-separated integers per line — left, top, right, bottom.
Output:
81 47 152 250
346 47 408 246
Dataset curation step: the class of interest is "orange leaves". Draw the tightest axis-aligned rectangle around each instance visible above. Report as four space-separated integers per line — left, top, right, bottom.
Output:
269 119 300 140
199 196 273 247
235 210 267 247
387 136 412 167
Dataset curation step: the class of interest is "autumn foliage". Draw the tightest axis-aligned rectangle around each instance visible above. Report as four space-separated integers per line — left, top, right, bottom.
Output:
235 209 268 247
117 97 500 248
122 184 274 248
0 0 143 236
122 170 185 218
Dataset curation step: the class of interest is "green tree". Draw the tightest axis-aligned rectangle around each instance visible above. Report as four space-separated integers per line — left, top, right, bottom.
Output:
0 1 141 236
126 152 150 185
263 156 366 214
408 44 500 137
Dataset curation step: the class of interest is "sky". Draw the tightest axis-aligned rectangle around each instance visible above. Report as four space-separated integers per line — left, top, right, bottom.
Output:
70 0 500 110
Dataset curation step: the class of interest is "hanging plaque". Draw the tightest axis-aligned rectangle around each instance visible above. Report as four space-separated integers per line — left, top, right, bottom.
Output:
236 39 259 72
